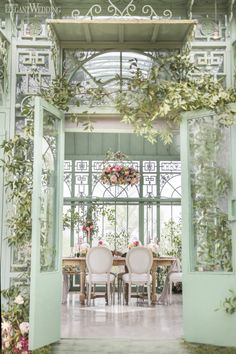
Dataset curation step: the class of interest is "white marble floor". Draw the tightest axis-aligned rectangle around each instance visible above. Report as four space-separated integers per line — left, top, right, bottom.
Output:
61 293 183 340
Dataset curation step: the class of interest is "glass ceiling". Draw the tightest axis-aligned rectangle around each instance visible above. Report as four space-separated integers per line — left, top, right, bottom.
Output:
63 49 175 105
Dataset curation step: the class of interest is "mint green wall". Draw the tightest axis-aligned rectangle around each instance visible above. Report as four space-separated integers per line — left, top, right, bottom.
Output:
64 132 180 159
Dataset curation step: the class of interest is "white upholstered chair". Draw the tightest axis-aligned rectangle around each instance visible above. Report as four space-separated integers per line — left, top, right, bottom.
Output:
169 272 182 304
85 246 115 305
168 259 182 305
122 246 153 306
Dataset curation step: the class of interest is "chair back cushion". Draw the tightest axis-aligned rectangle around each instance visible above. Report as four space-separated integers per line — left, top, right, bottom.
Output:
86 246 113 274
126 247 153 274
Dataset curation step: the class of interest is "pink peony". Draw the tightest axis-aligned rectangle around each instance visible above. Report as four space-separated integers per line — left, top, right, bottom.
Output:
114 165 122 172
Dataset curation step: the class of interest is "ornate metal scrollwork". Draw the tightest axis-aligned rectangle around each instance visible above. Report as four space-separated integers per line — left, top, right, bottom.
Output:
86 4 102 17
142 6 172 19
71 0 172 19
107 0 136 17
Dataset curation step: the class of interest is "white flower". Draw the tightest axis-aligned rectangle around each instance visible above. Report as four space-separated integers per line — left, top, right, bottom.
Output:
19 322 30 335
14 294 24 305
80 243 90 256
16 342 22 350
1 321 12 334
147 242 159 255
4 340 10 348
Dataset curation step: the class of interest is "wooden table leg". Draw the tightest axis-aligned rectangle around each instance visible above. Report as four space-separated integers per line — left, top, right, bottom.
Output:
79 262 86 305
151 265 158 304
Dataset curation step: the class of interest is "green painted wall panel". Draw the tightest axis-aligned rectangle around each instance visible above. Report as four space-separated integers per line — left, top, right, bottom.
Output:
129 135 144 155
119 134 131 154
157 140 169 155
143 139 157 156
74 133 89 155
65 133 75 155
90 133 103 154
65 132 180 158
102 133 118 154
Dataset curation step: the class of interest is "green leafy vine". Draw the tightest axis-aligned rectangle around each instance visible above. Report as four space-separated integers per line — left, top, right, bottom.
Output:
1 117 51 352
190 120 233 272
115 52 236 144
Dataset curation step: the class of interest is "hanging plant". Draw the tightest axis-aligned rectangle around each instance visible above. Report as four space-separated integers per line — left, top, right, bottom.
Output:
115 52 236 144
100 164 139 185
100 150 140 186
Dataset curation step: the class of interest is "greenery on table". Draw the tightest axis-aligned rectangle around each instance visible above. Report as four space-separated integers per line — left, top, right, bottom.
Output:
104 230 130 253
189 120 232 272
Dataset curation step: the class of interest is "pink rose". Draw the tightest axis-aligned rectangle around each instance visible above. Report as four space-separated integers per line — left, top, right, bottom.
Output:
114 165 122 172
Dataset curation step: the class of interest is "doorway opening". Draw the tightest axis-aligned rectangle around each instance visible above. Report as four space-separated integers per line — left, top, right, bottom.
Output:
61 130 183 339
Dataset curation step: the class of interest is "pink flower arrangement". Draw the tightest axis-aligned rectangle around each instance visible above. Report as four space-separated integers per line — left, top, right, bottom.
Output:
1 298 30 353
100 164 140 185
97 239 109 247
82 221 94 233
128 240 142 249
98 240 105 246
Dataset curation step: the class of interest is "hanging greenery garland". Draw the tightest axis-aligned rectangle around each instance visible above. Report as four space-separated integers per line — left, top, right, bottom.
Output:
114 52 236 144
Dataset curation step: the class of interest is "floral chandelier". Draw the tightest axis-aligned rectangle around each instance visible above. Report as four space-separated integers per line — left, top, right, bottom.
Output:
100 150 140 186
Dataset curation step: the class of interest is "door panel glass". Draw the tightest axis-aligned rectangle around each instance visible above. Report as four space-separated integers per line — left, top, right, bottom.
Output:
40 110 59 272
188 114 233 272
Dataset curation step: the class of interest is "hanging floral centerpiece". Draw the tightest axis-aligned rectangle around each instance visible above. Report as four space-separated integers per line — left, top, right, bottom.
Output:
100 150 140 186
82 219 94 244
82 220 94 234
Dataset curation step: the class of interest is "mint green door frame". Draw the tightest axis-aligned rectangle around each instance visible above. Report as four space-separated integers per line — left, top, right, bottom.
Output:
181 107 236 347
29 97 64 350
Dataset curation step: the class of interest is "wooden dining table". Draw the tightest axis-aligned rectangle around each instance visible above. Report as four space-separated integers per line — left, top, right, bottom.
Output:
62 256 176 304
